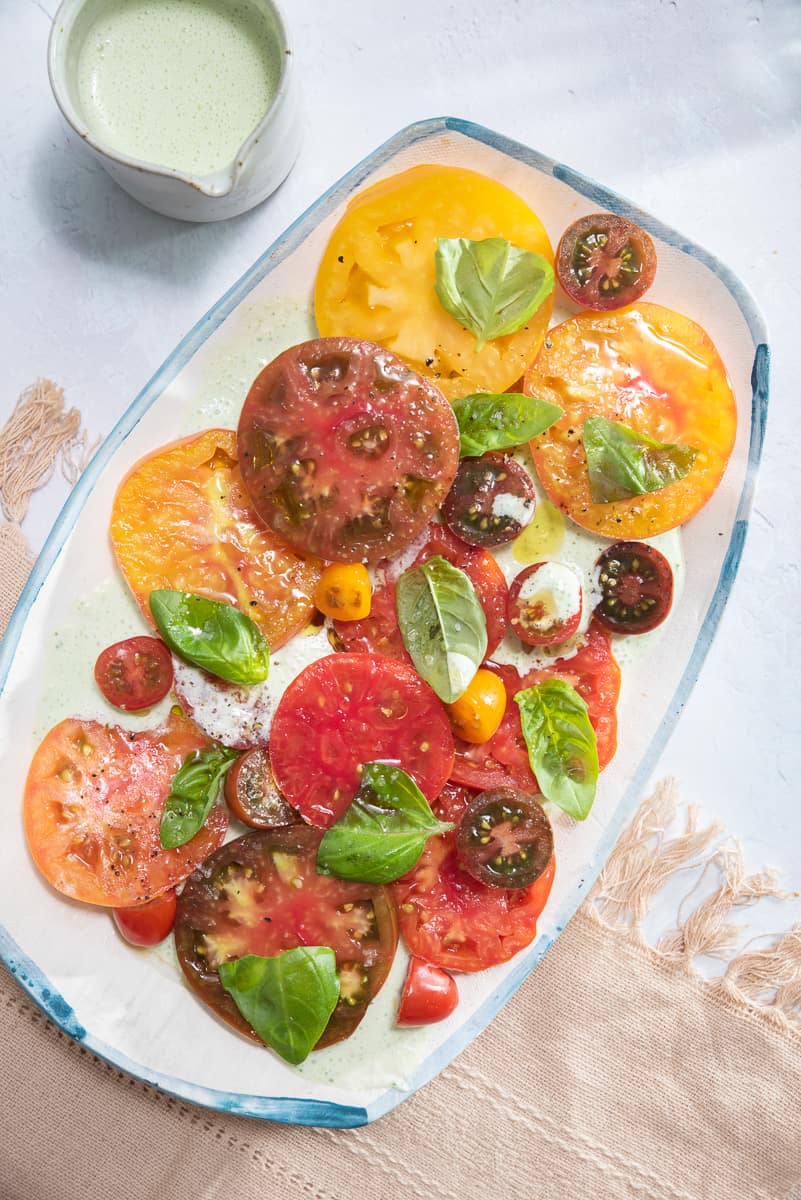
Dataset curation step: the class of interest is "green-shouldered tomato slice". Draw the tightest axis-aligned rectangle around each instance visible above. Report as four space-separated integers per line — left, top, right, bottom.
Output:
456 788 554 889
556 213 657 310
525 304 737 539
594 540 673 634
174 826 398 1050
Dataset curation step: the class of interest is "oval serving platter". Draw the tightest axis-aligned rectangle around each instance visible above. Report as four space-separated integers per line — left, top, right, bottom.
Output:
0 118 769 1127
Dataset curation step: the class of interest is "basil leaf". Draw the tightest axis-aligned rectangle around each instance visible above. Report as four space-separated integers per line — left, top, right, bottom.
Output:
160 744 239 849
515 679 598 821
583 416 698 504
395 555 487 703
149 589 270 685
435 237 555 351
218 947 339 1066
317 763 453 884
453 392 564 458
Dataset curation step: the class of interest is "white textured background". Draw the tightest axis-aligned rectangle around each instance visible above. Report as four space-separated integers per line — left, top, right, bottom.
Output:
2 0 800 940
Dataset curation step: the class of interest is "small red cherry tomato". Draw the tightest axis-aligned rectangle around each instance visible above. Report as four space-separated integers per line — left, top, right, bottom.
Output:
593 541 673 634
396 957 459 1026
556 213 657 310
112 888 177 947
94 636 173 711
442 453 536 548
223 748 298 829
508 561 583 646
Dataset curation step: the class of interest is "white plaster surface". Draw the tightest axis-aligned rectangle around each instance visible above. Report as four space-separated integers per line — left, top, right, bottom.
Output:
2 0 800 953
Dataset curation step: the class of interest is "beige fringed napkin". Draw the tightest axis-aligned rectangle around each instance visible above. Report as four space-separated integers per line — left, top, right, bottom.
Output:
2 384 801 1200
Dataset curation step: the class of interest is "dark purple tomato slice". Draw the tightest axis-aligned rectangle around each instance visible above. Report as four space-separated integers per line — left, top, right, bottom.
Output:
442 453 536 548
556 214 657 311
94 636 173 711
594 540 673 634
237 337 459 564
456 788 554 889
223 748 298 829
174 826 398 1050
507 561 583 647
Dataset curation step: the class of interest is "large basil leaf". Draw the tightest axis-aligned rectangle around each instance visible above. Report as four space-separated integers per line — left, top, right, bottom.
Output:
218 947 339 1066
395 555 487 703
317 763 453 884
160 744 239 849
452 392 564 458
434 237 555 351
583 416 698 504
149 590 270 685
515 679 598 821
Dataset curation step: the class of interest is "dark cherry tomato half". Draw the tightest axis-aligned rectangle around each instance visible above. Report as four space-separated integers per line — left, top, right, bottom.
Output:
594 540 673 634
94 635 173 711
396 957 459 1026
556 214 657 311
456 788 554 889
223 748 298 829
112 888 177 947
508 561 583 647
442 453 536 548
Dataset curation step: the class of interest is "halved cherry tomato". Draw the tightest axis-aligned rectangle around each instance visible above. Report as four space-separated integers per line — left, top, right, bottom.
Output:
315 165 554 400
174 826 398 1049
445 668 507 744
556 214 657 310
442 453 536 548
526 304 737 539
269 654 455 827
507 561 583 647
396 958 459 1026
110 429 321 651
392 784 555 972
223 748 298 828
594 541 673 634
23 712 227 907
94 636 173 711
112 888 177 946
314 563 372 621
456 789 553 889
237 338 459 564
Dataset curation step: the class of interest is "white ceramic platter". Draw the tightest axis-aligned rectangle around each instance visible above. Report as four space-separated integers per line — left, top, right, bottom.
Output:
0 119 769 1126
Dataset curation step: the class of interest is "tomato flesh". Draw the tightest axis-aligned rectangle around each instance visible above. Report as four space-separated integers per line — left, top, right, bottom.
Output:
507 561 583 647
456 789 554 889
556 214 657 310
174 826 398 1049
442 454 536 548
223 748 298 828
396 958 459 1026
594 541 673 634
94 636 173 711
113 888 177 946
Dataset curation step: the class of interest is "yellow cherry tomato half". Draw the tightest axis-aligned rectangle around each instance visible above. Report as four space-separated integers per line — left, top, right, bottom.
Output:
315 165 555 401
314 562 372 621
525 303 737 539
445 669 507 744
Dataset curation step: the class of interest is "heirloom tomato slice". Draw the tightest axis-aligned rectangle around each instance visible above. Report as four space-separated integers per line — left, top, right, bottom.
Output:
269 653 455 827
110 428 321 651
392 784 555 972
174 826 398 1049
23 712 227 907
525 304 737 538
450 620 620 793
315 165 554 400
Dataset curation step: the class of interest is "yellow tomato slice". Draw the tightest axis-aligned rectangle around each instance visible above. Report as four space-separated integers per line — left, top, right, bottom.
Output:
110 429 322 650
314 164 554 401
525 303 737 538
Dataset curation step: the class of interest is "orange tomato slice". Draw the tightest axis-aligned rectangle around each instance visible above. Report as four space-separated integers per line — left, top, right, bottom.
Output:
525 303 737 538
110 429 322 650
314 164 554 401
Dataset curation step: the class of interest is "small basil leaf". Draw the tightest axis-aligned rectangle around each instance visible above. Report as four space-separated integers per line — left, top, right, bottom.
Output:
395 555 487 703
453 392 564 458
583 416 698 504
149 590 270 685
435 237 555 351
160 744 239 849
218 947 339 1066
317 763 453 884
515 679 598 821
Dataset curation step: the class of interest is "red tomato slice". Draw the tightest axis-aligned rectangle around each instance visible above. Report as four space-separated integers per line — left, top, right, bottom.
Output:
269 653 455 827
392 784 555 972
396 958 459 1026
333 523 509 659
94 636 173 711
174 826 398 1049
450 620 620 792
112 888 177 947
237 337 460 564
23 712 228 907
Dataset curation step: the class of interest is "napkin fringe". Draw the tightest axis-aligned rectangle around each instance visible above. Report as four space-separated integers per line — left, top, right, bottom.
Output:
588 780 801 1034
